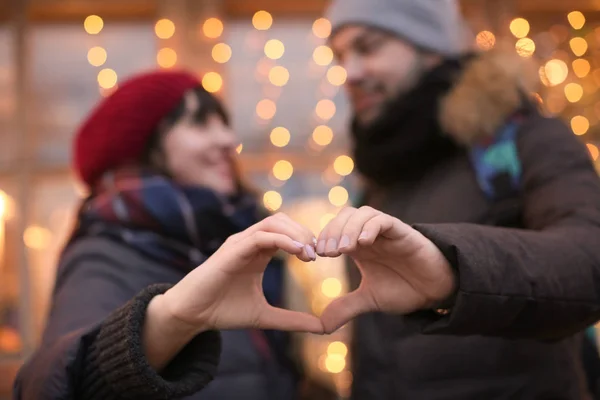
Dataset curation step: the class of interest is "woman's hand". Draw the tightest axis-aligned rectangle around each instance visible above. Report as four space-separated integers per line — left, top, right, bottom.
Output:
317 206 457 333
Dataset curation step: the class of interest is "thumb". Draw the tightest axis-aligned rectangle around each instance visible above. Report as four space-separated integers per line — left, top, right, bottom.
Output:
320 289 373 334
259 306 324 334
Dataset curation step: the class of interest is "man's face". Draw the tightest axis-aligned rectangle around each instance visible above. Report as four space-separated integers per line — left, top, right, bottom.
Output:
330 25 424 125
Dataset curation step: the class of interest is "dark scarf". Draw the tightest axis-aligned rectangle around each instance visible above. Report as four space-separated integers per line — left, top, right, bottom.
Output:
66 167 292 368
351 58 468 185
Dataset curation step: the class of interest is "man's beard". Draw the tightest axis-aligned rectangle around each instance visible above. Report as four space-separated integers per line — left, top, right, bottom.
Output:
349 57 467 185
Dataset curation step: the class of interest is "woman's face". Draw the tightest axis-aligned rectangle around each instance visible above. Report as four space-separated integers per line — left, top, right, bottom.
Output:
161 92 239 195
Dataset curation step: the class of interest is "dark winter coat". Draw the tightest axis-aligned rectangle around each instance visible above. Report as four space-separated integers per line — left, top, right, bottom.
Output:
349 47 600 399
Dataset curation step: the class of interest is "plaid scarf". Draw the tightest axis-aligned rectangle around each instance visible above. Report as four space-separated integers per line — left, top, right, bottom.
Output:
67 167 290 365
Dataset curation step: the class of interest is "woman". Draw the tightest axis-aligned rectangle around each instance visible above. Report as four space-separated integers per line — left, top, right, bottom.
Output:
13 70 324 400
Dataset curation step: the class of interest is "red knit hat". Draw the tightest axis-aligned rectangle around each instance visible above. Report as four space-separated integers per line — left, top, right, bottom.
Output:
73 70 200 187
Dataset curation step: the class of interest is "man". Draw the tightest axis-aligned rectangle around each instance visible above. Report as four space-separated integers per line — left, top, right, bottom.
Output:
316 0 600 398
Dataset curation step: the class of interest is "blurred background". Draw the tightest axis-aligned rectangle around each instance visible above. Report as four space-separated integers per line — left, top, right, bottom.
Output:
1 0 600 398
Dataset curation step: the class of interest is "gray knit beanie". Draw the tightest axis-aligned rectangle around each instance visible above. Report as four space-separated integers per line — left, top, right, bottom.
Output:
327 0 471 57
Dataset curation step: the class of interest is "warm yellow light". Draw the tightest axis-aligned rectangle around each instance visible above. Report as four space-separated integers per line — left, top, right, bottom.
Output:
263 191 283 211
568 11 586 30
87 46 107 67
273 160 294 181
313 18 332 39
264 39 285 60
327 341 348 357
212 43 232 63
565 83 584 103
321 278 342 298
571 116 590 135
587 143 599 161
84 15 103 34
157 48 177 68
573 59 591 78
570 37 588 57
256 99 277 120
320 213 336 230
97 68 118 89
333 155 354 176
24 225 52 250
270 127 291 147
542 59 569 87
329 186 349 207
203 18 224 39
327 66 347 86
475 31 495 50
313 45 334 66
313 125 334 146
515 38 535 57
155 19 175 39
236 144 243 154
0 191 6 219
325 354 346 374
510 18 530 39
269 66 290 87
202 72 223 93
252 10 273 31
316 99 336 120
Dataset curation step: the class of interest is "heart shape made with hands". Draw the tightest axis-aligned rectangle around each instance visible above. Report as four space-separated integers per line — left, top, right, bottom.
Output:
164 207 456 337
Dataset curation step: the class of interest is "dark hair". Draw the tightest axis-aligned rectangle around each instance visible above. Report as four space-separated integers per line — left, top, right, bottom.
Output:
142 86 230 164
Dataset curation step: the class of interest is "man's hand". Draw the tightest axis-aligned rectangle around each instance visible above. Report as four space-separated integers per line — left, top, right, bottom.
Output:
316 206 457 333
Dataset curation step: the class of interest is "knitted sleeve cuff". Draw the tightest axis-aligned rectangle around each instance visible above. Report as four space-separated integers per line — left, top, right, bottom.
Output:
80 284 222 400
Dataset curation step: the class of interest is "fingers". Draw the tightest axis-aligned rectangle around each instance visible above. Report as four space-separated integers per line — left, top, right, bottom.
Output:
234 213 316 261
318 206 381 257
233 231 306 269
259 306 324 334
319 289 373 334
316 207 357 257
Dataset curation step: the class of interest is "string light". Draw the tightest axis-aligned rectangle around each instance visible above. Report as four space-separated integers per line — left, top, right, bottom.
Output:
541 59 569 87
515 38 535 57
256 99 277 120
316 99 336 120
97 68 117 89
23 225 52 250
269 66 290 87
510 18 530 39
202 72 223 93
236 144 243 154
252 10 273 30
565 83 584 103
203 18 224 39
327 341 348 357
157 48 177 68
313 18 332 39
270 127 291 147
329 186 349 207
327 66 347 86
333 155 354 176
264 39 285 60
84 15 103 35
155 19 175 39
273 160 294 181
587 143 599 161
313 45 334 66
568 11 586 30
325 354 346 373
313 125 334 146
87 46 107 67
571 115 590 135
263 191 283 211
573 59 591 78
475 31 495 50
570 37 588 56
212 43 232 63
321 278 342 298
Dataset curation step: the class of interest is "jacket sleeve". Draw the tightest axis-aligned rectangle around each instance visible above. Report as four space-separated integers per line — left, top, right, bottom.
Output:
13 251 221 400
410 115 600 340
